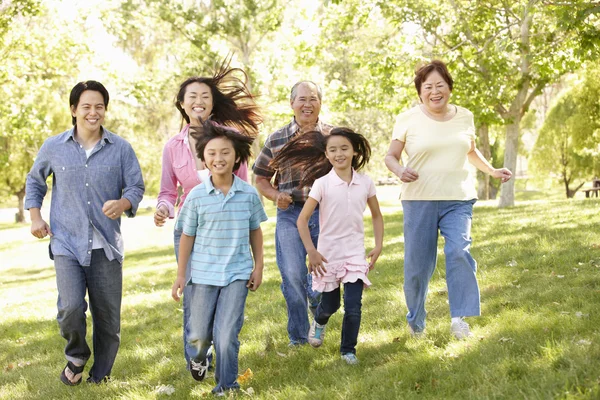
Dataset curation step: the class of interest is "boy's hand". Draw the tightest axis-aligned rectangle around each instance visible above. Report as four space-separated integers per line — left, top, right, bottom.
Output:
308 249 328 277
172 276 185 301
247 268 263 291
367 247 382 270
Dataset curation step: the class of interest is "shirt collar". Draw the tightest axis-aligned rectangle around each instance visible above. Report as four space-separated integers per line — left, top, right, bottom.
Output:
204 174 243 195
328 168 360 186
179 124 191 144
64 126 114 144
290 117 324 135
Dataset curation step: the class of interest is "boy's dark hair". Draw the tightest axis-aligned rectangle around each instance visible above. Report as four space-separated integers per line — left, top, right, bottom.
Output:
69 80 110 125
270 127 371 187
175 55 262 136
193 121 254 172
413 60 454 96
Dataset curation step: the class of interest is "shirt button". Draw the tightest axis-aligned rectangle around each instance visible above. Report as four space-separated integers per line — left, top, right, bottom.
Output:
89 239 92 243
85 183 89 186
87 251 91 254
87 201 91 205
85 164 88 168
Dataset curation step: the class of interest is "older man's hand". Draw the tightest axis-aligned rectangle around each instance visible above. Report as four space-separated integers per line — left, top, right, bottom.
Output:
276 192 293 210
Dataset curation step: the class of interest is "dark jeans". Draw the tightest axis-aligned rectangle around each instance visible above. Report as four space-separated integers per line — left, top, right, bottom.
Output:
315 280 363 355
54 249 122 382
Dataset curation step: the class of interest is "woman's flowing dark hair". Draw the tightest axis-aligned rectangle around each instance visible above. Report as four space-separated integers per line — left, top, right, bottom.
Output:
195 121 254 172
270 127 371 187
176 54 262 138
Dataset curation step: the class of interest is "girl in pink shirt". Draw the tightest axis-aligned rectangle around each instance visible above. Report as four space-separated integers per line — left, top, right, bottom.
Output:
275 128 384 364
154 58 262 368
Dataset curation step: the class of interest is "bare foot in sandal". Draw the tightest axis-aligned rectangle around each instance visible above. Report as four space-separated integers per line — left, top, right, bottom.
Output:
60 361 84 386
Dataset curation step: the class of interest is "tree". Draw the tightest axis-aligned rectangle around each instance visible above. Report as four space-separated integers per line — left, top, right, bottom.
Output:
530 65 600 198
378 0 600 206
0 4 86 222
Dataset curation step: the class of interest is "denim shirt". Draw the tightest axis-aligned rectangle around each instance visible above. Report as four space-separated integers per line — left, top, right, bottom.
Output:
25 127 145 266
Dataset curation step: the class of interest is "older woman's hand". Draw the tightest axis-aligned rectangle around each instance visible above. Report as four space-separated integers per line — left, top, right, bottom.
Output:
399 166 419 183
491 168 512 183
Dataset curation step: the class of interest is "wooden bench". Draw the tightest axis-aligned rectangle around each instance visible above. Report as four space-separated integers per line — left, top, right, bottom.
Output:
583 178 600 198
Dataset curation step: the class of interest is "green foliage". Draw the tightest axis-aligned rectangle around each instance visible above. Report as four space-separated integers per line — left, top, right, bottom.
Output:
2 197 600 398
530 64 600 197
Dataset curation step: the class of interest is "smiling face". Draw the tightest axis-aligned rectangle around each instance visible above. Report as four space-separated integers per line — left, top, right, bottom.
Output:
325 134 357 172
290 82 321 128
181 82 214 126
71 90 105 134
203 136 239 179
419 70 452 114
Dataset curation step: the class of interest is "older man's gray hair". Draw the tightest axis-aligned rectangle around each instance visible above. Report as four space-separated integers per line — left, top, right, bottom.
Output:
290 81 322 102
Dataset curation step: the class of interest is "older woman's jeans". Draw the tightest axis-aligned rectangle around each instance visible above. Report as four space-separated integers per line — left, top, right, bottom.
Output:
187 280 248 393
54 250 122 382
401 200 480 333
275 203 321 344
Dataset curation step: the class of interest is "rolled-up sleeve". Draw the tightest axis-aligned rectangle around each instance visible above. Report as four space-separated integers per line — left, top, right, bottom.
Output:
121 142 145 217
25 142 51 210
252 142 275 180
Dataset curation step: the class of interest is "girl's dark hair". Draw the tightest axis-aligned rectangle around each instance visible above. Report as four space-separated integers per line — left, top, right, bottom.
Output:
414 59 454 96
175 55 262 137
270 127 371 187
195 121 254 172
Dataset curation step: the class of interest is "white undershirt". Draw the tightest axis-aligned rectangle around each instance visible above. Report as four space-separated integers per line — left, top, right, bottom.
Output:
85 148 104 249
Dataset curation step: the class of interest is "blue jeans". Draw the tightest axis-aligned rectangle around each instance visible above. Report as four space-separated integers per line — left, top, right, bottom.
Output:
402 200 480 333
54 249 122 382
187 280 248 393
174 228 194 364
315 280 364 355
275 203 320 344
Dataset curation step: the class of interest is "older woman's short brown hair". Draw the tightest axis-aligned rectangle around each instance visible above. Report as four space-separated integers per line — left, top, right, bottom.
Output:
414 60 454 96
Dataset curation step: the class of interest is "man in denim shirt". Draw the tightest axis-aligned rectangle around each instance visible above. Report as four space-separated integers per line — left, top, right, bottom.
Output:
25 81 145 385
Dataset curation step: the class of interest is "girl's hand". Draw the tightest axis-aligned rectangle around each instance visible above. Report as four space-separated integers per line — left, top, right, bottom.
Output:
247 268 263 291
171 276 185 301
367 247 382 270
154 205 169 227
308 249 328 277
491 167 512 183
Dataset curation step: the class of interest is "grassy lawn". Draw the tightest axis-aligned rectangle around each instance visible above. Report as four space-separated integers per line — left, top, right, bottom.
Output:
1 189 599 399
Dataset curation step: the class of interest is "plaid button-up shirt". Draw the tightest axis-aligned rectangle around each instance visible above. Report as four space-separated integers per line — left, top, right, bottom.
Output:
253 118 334 202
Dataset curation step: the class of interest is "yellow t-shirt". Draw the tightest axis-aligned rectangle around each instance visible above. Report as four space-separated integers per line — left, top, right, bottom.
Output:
392 105 477 200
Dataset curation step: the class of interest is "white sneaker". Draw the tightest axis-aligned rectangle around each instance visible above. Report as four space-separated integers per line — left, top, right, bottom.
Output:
451 318 473 339
308 320 326 347
341 353 359 365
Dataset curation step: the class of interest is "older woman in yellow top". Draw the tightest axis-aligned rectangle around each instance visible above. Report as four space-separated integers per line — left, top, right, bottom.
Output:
385 60 512 339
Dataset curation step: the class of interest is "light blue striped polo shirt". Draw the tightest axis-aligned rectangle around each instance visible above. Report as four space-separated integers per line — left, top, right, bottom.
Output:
176 175 268 286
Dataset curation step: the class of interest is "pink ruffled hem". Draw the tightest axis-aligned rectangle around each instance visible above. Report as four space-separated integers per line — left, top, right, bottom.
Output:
312 260 371 293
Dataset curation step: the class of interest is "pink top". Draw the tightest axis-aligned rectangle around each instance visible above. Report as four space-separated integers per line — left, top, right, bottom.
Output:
308 169 376 292
157 124 249 218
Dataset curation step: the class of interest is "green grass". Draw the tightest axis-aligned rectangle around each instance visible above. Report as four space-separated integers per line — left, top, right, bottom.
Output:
1 192 600 399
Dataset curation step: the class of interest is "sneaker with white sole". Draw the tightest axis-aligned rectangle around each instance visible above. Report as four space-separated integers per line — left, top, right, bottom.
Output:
341 353 359 365
308 320 326 347
451 318 473 339
189 358 209 381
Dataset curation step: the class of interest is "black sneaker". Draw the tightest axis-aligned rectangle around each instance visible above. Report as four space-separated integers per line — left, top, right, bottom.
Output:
189 359 209 381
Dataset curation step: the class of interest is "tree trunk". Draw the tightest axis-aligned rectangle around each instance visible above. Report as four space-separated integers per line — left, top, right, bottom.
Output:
15 185 26 223
476 124 491 200
498 120 520 207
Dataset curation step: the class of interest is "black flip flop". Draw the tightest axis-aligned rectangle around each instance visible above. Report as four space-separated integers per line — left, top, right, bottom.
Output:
60 361 84 386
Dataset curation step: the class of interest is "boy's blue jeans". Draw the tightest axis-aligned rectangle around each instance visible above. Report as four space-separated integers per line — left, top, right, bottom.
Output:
315 280 364 355
187 279 248 392
174 228 194 364
54 249 122 382
401 200 480 333
275 203 321 344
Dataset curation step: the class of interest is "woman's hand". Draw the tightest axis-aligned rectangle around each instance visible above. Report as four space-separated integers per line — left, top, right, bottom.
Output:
491 168 512 183
154 205 169 227
398 166 419 183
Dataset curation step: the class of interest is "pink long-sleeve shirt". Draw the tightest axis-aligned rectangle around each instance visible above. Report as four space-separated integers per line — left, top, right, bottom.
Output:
157 124 249 218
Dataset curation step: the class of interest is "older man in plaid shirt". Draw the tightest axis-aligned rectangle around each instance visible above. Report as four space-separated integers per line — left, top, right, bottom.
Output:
253 81 333 346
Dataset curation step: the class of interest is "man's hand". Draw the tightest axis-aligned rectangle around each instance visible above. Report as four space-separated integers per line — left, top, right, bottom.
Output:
276 192 293 210
102 199 127 220
31 218 52 239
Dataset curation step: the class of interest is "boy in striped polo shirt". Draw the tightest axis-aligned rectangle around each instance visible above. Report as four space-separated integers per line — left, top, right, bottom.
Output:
171 122 267 396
